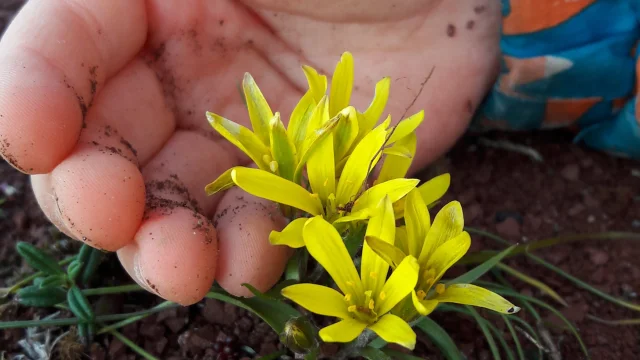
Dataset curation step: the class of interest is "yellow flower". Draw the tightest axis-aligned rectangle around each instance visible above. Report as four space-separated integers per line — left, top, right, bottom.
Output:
366 189 520 319
281 199 420 349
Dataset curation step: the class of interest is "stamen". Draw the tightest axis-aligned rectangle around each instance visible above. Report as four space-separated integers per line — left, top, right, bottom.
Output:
368 299 375 310
323 178 329 187
435 283 446 295
348 305 357 313
364 290 373 298
379 291 386 301
344 293 352 302
269 160 279 173
424 268 436 280
369 272 378 279
417 290 427 300
425 277 435 286
262 154 272 164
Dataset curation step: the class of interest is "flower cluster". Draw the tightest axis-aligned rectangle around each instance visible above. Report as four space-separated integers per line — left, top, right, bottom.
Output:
206 52 519 350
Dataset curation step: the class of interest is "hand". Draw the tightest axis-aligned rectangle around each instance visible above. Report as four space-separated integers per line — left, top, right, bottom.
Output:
0 0 501 305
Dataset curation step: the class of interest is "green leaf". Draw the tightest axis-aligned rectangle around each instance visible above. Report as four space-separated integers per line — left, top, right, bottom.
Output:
466 306 501 360
16 242 64 275
66 260 83 282
381 349 426 360
495 262 567 307
449 245 516 284
586 314 640 326
67 286 94 322
79 247 104 285
38 274 67 288
77 322 95 346
501 315 525 360
207 287 300 333
256 350 286 360
415 317 464 360
356 346 393 360
16 285 67 307
285 249 305 282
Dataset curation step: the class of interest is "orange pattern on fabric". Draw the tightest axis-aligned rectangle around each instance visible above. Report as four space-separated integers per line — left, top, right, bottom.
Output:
502 0 596 36
543 97 600 127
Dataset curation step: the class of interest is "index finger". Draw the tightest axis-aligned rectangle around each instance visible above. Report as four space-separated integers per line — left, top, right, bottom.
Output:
0 0 147 173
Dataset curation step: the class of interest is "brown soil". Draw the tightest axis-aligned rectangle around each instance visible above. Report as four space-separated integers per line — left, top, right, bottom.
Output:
1 2 639 359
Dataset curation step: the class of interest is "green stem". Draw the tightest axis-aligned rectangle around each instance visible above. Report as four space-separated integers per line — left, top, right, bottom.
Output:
108 327 159 360
96 300 174 335
0 303 180 329
83 284 144 296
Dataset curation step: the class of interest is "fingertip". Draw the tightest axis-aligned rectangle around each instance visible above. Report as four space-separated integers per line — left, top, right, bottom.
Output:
214 187 292 297
118 207 218 305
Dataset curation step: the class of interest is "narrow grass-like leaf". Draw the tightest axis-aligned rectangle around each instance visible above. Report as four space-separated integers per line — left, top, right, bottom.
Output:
357 346 392 360
501 315 525 360
586 314 640 326
207 288 300 333
415 316 464 360
496 263 567 307
449 245 516 284
16 242 64 275
109 327 159 360
526 252 640 312
79 247 104 286
460 230 640 265
485 316 515 360
481 286 590 359
509 316 545 359
256 350 287 360
381 349 425 360
466 306 501 360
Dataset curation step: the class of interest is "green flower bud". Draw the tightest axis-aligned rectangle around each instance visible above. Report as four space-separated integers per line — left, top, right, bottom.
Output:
279 316 317 354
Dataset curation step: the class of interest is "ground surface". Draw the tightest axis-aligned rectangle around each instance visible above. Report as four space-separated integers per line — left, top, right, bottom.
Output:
1 2 639 359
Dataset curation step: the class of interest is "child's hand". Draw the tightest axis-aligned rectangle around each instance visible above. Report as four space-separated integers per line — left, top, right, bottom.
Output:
0 0 501 304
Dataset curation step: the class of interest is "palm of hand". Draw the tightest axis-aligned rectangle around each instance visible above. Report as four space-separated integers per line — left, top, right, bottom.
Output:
0 0 499 304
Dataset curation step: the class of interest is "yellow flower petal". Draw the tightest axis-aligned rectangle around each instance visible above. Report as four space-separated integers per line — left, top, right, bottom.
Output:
333 106 359 162
303 217 363 296
364 235 407 269
319 318 367 343
352 178 420 214
206 112 269 169
435 284 521 314
329 52 354 117
331 208 374 224
419 173 451 207
281 283 352 319
411 290 439 316
294 99 339 182
269 218 307 248
368 314 416 350
387 110 424 144
242 73 274 145
423 231 471 285
204 167 234 196
361 196 395 296
361 77 391 135
307 134 335 203
302 65 327 103
404 189 431 258
418 201 464 264
395 226 410 256
376 132 416 184
377 256 419 315
335 125 387 205
288 91 316 151
269 113 297 180
230 167 322 216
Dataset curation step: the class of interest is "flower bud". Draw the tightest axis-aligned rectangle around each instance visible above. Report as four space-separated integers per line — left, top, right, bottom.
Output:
279 316 317 354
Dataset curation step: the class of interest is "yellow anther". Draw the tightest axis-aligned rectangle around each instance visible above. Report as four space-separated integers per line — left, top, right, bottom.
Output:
364 290 373 298
344 293 352 302
425 277 435 286
435 283 446 295
323 178 329 187
368 299 375 310
424 268 436 279
379 291 386 301
417 290 427 300
262 154 272 164
369 272 378 279
269 160 279 173
348 305 357 313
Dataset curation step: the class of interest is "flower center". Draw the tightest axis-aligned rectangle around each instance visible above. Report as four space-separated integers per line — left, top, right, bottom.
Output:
344 290 384 324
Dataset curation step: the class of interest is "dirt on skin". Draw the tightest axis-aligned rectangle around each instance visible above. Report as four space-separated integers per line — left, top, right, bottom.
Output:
1 1 640 359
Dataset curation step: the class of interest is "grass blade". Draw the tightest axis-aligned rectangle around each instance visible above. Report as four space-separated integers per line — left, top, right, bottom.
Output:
466 306 502 360
526 252 640 312
448 245 517 284
501 315 525 360
496 263 567 307
586 314 640 326
415 316 464 360
109 328 159 360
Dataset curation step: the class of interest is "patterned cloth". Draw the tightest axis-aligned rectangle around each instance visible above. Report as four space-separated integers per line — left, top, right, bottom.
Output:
474 0 640 159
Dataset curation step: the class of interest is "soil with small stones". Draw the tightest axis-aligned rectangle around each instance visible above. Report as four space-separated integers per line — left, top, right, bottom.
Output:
1 2 640 359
